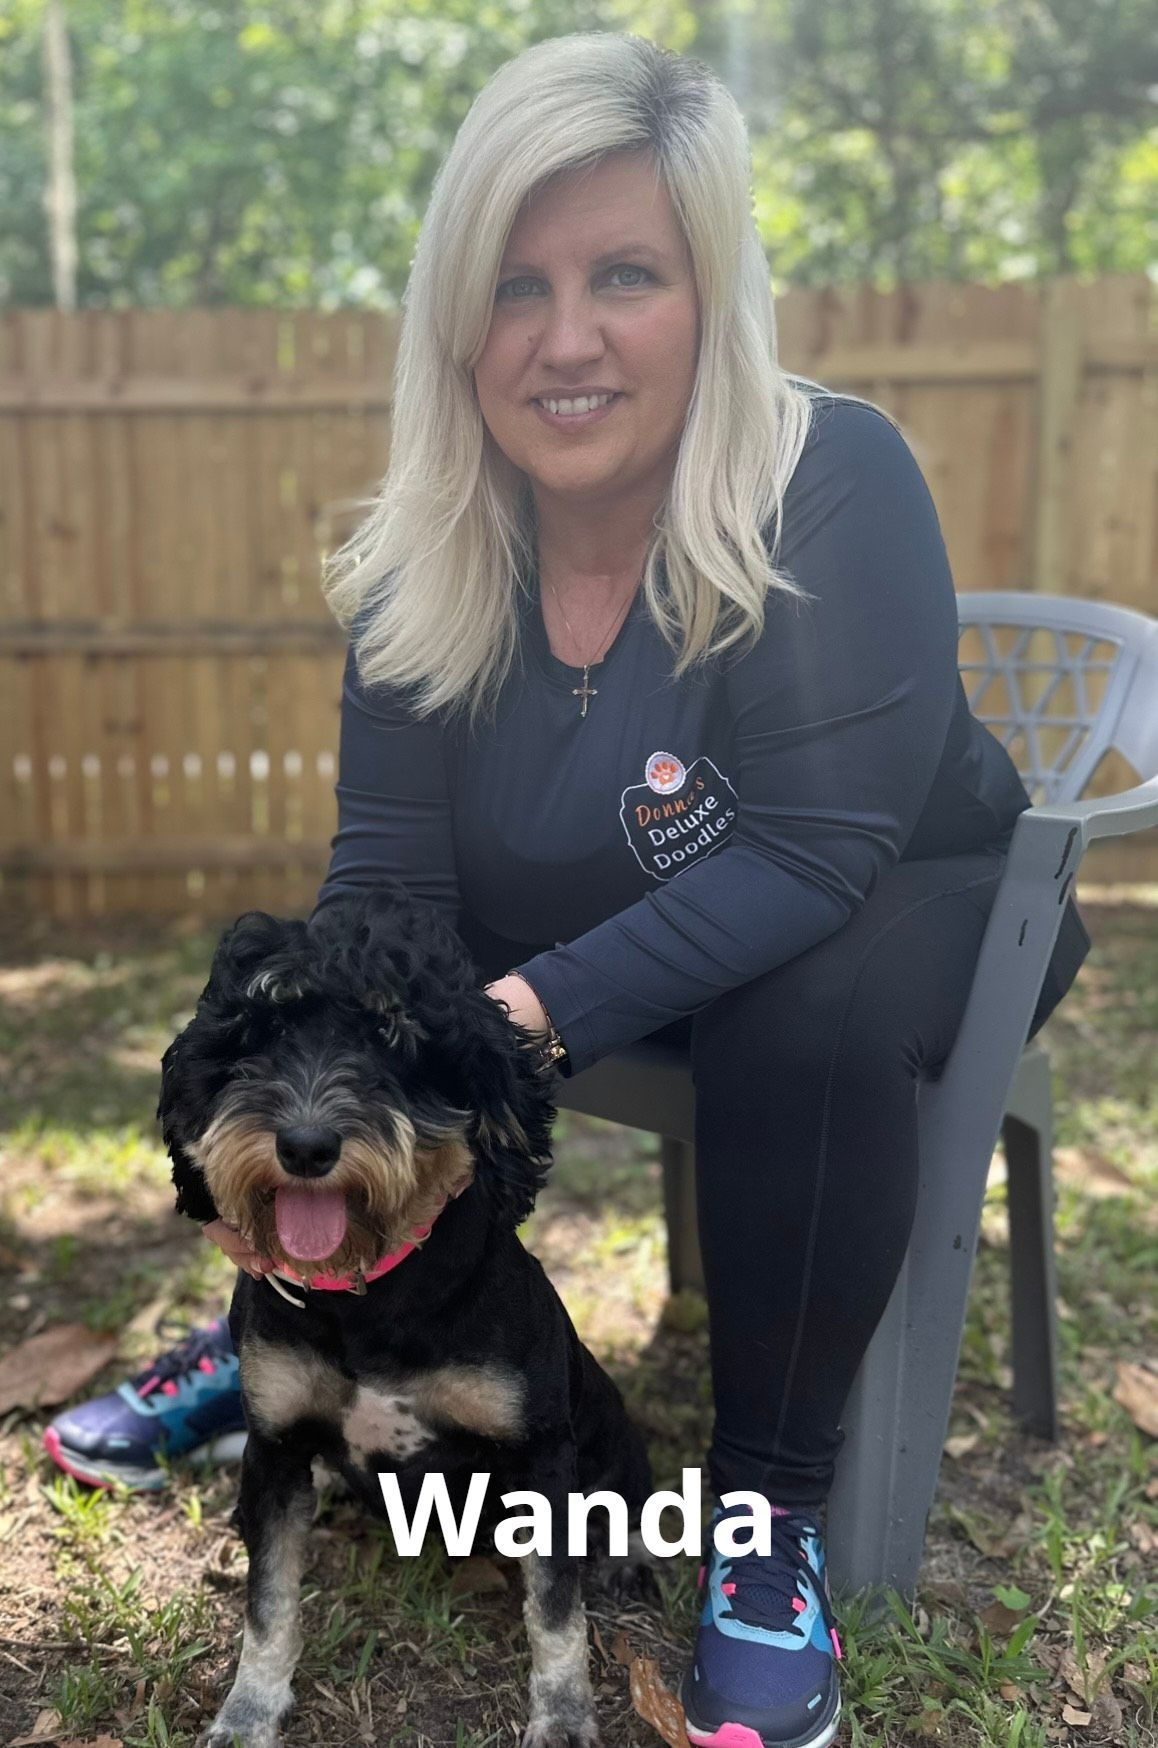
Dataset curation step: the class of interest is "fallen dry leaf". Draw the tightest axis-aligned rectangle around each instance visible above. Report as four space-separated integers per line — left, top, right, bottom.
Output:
999 1683 1024 1702
943 1433 979 1460
610 1629 635 1668
1128 1520 1157 1555
11 1710 64 1747
0 1326 119 1414
1061 1703 1092 1726
447 1556 507 1598
1113 1359 1158 1438
956 1518 1018 1559
980 1598 1027 1634
1089 1693 1124 1737
1056 1645 1108 1696
628 1654 691 1748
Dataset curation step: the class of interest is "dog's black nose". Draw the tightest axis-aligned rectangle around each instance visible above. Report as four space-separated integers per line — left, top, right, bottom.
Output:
276 1124 343 1178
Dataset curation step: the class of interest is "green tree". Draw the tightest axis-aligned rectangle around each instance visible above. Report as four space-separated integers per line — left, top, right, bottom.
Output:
0 0 1153 306
719 0 1158 283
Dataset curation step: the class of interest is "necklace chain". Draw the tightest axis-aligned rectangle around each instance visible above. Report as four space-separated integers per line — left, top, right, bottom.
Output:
544 574 640 718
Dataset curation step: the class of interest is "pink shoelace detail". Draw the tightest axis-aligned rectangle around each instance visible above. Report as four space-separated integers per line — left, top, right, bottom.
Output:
135 1346 219 1398
713 1501 841 1657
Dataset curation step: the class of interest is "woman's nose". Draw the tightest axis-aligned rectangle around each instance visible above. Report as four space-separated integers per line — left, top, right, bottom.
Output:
535 292 607 366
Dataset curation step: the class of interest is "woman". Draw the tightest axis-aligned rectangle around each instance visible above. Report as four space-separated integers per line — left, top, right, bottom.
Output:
47 32 1090 1748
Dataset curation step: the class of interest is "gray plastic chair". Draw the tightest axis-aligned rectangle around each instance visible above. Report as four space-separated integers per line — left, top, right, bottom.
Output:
555 591 1158 1603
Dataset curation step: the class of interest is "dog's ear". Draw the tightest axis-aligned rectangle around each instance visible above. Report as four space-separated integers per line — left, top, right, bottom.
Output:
156 908 302 1226
157 1032 220 1224
202 910 310 1011
426 985 556 1229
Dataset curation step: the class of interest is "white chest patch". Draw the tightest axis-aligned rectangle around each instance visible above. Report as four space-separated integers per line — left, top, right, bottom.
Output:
342 1387 436 1466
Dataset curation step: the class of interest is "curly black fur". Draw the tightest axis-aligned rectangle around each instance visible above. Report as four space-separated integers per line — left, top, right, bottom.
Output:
158 882 555 1232
156 884 654 1748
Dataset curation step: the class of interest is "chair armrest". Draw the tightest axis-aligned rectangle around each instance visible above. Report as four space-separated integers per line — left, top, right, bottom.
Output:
920 806 1083 1146
920 760 1153 1164
1027 774 1158 842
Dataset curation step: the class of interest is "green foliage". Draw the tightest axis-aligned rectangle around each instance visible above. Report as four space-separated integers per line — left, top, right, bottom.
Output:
1 895 1155 1747
2 0 1154 307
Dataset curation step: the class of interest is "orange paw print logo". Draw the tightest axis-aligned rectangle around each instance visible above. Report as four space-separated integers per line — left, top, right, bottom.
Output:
645 752 686 794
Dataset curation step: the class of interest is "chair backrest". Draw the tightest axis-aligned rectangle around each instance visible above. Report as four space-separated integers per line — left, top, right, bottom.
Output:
956 592 1158 805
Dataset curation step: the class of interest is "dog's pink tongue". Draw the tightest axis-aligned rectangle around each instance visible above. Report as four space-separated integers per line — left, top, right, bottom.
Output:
274 1187 348 1262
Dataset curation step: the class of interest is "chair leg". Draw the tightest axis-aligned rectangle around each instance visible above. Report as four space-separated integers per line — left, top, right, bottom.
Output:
1003 1085 1061 1440
660 1136 703 1294
827 1079 998 1607
824 1262 918 1617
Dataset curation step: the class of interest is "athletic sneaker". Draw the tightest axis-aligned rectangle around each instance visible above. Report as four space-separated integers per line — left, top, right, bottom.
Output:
680 1497 843 1748
42 1315 246 1491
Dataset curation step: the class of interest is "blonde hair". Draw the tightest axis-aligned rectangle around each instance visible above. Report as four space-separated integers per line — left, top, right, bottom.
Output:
322 31 901 727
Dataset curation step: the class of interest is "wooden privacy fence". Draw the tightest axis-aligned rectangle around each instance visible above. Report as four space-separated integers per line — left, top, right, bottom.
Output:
1 276 1156 922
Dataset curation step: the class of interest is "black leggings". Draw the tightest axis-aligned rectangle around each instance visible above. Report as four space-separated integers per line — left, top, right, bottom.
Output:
465 846 1084 1509
647 846 1074 1506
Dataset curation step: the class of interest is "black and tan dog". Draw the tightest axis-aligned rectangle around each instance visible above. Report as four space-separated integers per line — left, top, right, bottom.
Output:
158 885 653 1748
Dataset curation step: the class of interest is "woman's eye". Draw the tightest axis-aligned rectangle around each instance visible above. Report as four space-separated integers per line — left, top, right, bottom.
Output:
497 275 539 300
608 264 651 288
495 264 652 301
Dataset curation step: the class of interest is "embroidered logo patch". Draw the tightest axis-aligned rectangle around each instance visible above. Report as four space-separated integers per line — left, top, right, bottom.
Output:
620 752 739 882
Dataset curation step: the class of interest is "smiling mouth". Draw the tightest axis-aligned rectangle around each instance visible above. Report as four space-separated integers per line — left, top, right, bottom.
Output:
533 392 622 416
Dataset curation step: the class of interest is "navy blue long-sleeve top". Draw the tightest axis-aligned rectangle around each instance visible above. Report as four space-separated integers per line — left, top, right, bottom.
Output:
310 396 1037 1077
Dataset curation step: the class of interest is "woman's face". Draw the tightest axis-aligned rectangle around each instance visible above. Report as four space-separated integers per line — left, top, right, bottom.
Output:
473 151 701 517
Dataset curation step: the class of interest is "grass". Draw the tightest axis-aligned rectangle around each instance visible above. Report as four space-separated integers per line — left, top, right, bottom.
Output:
0 889 1154 1747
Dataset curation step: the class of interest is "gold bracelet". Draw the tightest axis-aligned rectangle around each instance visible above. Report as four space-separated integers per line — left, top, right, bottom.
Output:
504 970 569 1074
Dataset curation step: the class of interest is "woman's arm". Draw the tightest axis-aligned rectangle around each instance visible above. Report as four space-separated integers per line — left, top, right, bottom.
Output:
307 634 545 1038
310 638 462 926
511 403 962 1077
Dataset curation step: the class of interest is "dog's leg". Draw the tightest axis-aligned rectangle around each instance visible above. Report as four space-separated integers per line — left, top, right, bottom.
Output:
573 1352 659 1602
201 1433 314 1748
520 1440 599 1748
597 1524 662 1604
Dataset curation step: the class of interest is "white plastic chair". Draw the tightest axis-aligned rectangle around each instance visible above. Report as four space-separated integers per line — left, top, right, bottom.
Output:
556 592 1158 1601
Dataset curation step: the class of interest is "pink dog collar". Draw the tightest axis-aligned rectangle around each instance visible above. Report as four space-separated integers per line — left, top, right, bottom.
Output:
268 1196 448 1304
289 1218 438 1291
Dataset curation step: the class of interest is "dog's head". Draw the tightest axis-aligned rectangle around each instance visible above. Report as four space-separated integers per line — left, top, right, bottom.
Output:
157 884 556 1275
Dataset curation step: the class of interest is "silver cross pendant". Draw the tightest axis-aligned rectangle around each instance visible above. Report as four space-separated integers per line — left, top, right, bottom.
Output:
573 667 597 718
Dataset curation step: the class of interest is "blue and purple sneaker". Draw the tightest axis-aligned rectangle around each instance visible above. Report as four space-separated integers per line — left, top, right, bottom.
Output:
680 1498 843 1748
43 1315 246 1491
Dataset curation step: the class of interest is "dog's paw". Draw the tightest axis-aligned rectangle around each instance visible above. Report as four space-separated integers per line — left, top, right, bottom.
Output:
601 1560 661 1606
596 1530 662 1605
521 1712 601 1748
198 1691 291 1748
199 1721 283 1748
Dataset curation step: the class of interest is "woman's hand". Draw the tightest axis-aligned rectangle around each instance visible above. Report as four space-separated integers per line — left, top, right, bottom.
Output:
485 973 550 1038
202 1217 275 1281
